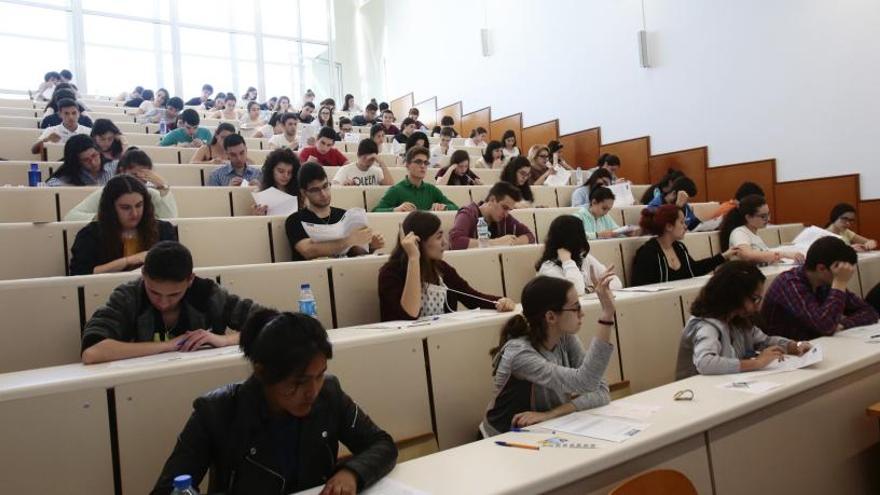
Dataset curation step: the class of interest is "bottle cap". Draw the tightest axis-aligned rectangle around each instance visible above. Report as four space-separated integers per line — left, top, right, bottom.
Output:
173 474 192 489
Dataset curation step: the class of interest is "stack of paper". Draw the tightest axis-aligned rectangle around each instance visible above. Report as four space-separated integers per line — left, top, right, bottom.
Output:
539 411 649 443
301 208 370 254
252 187 299 216
543 166 572 187
607 182 635 207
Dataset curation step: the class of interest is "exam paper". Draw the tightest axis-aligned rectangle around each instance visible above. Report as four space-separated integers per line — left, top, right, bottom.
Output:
615 286 672 293
761 344 823 373
589 402 661 422
612 225 639 237
836 325 880 341
692 217 723 232
252 186 299 217
301 208 370 254
539 412 648 443
299 124 318 148
718 380 783 395
606 182 635 207
107 346 241 369
441 309 502 321
544 166 572 187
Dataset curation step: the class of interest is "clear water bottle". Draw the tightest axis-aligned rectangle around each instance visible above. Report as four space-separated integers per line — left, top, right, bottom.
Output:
477 217 490 248
171 474 199 494
159 117 168 136
575 168 583 186
299 283 317 317
28 163 41 187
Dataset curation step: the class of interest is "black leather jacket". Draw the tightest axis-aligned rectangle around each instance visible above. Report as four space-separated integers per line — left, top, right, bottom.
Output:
151 375 397 494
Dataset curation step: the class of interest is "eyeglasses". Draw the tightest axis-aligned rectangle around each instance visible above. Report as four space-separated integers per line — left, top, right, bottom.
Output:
409 159 430 166
839 216 856 223
537 154 550 159
750 294 763 304
755 213 771 220
516 170 531 177
558 303 581 313
305 182 331 194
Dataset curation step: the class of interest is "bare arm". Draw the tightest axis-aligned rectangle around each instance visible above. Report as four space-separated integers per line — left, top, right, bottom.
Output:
82 338 178 364
400 258 422 318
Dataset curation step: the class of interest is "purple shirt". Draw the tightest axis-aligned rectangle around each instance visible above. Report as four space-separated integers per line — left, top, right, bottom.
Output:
448 202 535 250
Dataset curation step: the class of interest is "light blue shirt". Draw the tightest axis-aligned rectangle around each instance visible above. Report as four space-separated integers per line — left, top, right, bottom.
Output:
571 186 591 207
574 207 620 240
46 161 116 187
207 163 262 186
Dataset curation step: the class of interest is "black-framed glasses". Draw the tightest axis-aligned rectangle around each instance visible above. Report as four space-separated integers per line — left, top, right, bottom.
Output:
559 303 582 313
410 159 430 166
305 182 331 194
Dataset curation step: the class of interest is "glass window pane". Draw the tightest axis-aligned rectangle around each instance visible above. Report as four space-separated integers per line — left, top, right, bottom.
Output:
300 0 328 41
85 45 157 97
264 63 298 101
84 15 154 49
178 0 253 31
263 37 299 64
19 0 68 7
181 55 232 99
232 34 257 62
0 3 68 38
0 35 68 91
235 61 259 99
179 27 230 57
260 0 299 37
81 0 163 20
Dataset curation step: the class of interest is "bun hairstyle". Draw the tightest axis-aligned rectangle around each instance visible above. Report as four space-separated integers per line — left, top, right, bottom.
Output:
240 309 333 385
639 204 682 237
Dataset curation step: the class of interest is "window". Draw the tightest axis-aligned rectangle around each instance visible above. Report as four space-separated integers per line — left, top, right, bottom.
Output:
0 4 69 91
260 0 299 37
300 0 329 42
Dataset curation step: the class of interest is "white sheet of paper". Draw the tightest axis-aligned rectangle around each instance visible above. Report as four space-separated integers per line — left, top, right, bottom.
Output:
692 216 723 232
606 182 635 207
293 477 430 495
836 326 880 340
301 207 369 254
615 286 672 293
252 187 299 217
612 225 639 236
107 346 241 369
441 309 500 321
792 226 840 246
761 344 823 372
539 412 648 443
299 124 318 148
589 402 661 422
344 132 360 143
718 380 783 395
543 166 572 187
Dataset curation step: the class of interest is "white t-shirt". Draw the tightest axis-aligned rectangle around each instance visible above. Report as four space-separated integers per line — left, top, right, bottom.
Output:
268 133 298 150
138 100 155 113
729 225 769 251
464 138 487 149
538 257 623 296
38 123 91 144
502 147 520 159
332 163 385 186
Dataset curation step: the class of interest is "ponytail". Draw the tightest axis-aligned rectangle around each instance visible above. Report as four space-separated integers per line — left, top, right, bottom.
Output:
489 276 572 358
490 314 531 358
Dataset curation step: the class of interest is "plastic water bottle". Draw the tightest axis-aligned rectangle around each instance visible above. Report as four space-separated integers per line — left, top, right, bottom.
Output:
299 283 317 317
171 474 199 494
477 217 490 248
575 168 583 186
159 117 168 136
28 163 41 187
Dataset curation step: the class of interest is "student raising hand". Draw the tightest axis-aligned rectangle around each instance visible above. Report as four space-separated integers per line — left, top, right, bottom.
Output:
400 231 420 259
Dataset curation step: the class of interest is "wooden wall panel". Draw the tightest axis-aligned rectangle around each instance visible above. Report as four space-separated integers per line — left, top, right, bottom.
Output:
558 128 601 169
521 120 559 158
600 136 651 185
461 107 490 140
649 147 708 202
389 93 414 122
706 160 777 218
436 102 462 136
414 97 437 130
489 113 522 148
775 175 860 228
858 200 880 244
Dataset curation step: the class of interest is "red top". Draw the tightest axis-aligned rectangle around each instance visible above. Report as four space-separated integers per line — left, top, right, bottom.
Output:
299 146 348 167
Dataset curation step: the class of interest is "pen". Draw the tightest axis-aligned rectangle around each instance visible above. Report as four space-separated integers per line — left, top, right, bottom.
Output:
510 427 531 432
869 334 880 339
495 441 539 451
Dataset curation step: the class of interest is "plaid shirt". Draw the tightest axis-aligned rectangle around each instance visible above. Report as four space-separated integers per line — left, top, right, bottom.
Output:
761 266 879 340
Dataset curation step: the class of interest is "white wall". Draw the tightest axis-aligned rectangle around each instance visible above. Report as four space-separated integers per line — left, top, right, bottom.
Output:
332 0 387 110
350 0 880 199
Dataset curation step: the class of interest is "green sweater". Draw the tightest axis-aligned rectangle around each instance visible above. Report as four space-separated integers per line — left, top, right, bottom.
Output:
372 177 458 212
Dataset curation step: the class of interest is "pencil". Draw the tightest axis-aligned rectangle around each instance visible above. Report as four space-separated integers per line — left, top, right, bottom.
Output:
495 441 540 451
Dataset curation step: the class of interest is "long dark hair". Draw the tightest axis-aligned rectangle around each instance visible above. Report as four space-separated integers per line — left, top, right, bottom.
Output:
500 156 534 202
482 140 503 164
584 167 613 192
490 276 572 358
405 131 429 152
641 169 684 204
318 105 334 128
719 194 766 250
342 94 355 111
386 211 442 285
96 175 158 261
261 148 300 195
240 309 333 384
828 203 856 227
91 119 124 159
51 134 99 186
690 260 765 329
501 129 518 149
536 216 590 270
210 122 237 146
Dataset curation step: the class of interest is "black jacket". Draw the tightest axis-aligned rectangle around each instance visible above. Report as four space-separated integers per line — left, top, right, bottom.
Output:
631 237 725 287
152 375 398 495
69 220 177 275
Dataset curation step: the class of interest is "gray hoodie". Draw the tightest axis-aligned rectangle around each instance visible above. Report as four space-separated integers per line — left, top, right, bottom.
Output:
676 316 793 379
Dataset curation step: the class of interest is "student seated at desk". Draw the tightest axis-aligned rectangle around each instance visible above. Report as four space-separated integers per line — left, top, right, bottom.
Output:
448 181 534 250
239 101 266 130
64 148 177 221
267 112 300 150
571 167 613 208
474 140 505 169
39 89 93 129
378 211 515 321
762 237 879 340
537 215 623 294
286 163 383 261
332 138 393 186
500 156 536 208
393 117 417 144
501 129 520 160
31 98 91 155
159 109 213 147
190 123 236 164
251 148 301 216
69 175 177 275
826 203 877 252
46 134 115 186
719 194 804 265
435 150 483 186
583 153 625 184
152 309 398 495
631 205 736 286
91 119 126 165
575 186 639 240
206 134 262 187
372 146 458 212
351 102 378 127
676 261 811 379
481 274 616 436
299 126 349 167
640 169 684 205
430 127 454 164
81 241 262 365
464 127 489 149
646 176 701 230
706 181 765 221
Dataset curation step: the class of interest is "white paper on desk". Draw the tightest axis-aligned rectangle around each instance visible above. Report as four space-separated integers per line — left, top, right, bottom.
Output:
606 182 635 207
836 326 880 340
718 380 783 395
252 187 299 216
544 166 572 187
792 226 840 247
344 132 361 143
107 346 241 369
746 344 824 376
540 412 648 443
293 477 429 495
301 207 369 254
589 402 661 422
612 225 639 237
692 217 723 232
615 286 672 293
441 309 501 321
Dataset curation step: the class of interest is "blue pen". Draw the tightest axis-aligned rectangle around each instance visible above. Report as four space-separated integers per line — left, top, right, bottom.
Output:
510 427 531 432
